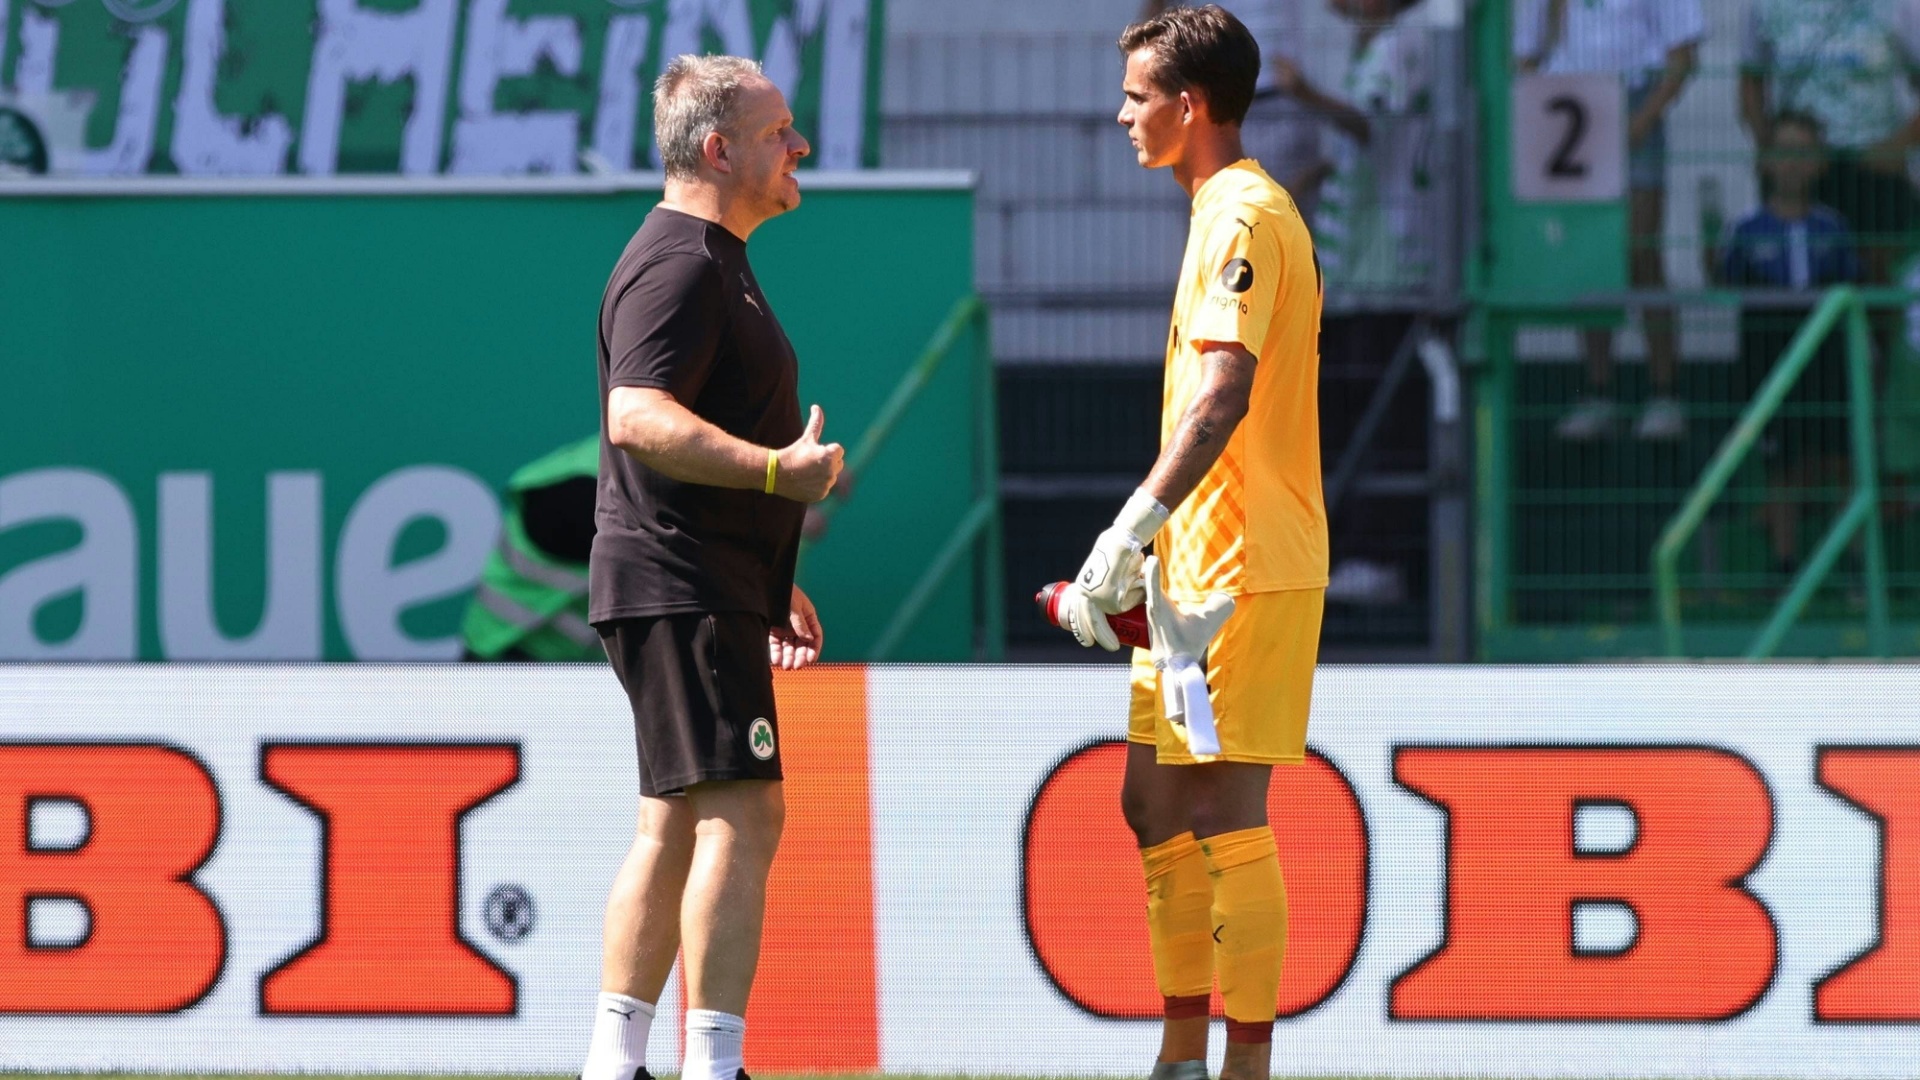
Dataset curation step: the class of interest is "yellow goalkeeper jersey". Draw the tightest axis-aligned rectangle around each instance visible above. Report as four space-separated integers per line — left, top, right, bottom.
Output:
1159 159 1329 601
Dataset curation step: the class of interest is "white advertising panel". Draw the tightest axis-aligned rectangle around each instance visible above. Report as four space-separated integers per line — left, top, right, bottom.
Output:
3 664 1919 1075
0 665 669 1072
870 666 1920 1077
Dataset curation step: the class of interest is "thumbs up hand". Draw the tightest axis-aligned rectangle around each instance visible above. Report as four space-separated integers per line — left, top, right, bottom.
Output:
773 404 844 503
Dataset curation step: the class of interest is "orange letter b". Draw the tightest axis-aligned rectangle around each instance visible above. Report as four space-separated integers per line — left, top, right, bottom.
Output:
1392 746 1776 1021
0 744 226 1013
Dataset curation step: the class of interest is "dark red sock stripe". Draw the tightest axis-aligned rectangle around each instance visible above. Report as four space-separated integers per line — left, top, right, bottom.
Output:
1163 993 1210 1020
1225 1017 1273 1044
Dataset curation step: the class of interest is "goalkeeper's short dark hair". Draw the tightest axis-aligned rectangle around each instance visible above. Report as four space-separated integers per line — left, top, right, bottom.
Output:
1117 4 1261 127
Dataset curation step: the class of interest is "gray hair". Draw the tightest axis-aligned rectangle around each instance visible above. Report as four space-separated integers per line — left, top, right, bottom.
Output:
653 54 765 181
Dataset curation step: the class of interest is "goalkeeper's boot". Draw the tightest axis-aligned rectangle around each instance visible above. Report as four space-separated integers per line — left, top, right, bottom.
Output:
1149 1060 1208 1080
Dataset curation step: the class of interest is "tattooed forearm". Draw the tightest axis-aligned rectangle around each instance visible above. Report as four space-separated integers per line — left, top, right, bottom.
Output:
1160 409 1213 480
1190 414 1218 447
1143 345 1256 509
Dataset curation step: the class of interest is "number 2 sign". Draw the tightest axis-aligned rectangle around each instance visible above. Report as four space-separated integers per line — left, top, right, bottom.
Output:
1512 73 1625 203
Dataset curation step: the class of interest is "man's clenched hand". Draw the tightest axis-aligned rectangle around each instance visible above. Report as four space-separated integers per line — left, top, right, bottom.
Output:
1071 488 1171 616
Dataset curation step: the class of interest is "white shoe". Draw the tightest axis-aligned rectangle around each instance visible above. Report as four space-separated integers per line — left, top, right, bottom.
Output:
1636 396 1687 441
1556 396 1617 441
1148 1062 1208 1080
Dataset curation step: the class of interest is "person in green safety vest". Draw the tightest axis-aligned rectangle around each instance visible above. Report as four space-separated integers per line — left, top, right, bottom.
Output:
460 436 605 662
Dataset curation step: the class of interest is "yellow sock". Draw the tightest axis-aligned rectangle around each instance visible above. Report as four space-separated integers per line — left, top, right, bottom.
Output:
1141 831 1214 1016
1200 826 1287 1043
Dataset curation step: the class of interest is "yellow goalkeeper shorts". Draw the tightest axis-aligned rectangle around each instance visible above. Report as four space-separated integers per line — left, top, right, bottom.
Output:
1127 587 1324 766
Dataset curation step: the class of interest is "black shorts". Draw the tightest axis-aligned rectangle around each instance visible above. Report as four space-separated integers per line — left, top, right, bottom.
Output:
598 612 782 797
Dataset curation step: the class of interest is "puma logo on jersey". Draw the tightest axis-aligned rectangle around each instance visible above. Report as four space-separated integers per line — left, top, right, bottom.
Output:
1234 216 1258 236
741 273 764 313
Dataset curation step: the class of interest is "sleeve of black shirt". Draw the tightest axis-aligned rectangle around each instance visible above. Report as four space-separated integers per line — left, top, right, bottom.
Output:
606 253 725 404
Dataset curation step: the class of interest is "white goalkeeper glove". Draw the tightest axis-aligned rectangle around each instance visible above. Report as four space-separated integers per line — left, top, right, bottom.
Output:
1057 582 1119 651
1062 490 1170 651
1073 488 1170 613
1142 555 1235 757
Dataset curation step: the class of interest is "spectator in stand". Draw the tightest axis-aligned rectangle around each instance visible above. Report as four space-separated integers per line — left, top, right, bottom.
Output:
1273 0 1432 293
1717 111 1864 576
1141 0 1322 210
1514 0 1705 442
1740 0 1920 286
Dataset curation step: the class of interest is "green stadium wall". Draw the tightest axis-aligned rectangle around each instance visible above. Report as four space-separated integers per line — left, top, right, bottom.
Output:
0 175 983 661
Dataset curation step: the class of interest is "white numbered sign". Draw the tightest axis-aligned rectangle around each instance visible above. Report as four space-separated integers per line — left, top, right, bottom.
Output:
1511 73 1625 203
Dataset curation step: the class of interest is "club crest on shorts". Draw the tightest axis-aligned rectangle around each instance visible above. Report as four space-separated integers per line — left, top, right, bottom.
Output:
748 717 777 760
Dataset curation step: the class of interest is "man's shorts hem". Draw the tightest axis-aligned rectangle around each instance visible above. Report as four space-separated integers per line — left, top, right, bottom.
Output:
1125 732 1305 767
644 767 784 798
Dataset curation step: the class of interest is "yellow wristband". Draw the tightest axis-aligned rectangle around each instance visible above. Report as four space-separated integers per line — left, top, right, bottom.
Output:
764 448 779 494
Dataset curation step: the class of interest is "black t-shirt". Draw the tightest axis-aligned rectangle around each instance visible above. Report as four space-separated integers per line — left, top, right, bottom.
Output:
589 207 804 625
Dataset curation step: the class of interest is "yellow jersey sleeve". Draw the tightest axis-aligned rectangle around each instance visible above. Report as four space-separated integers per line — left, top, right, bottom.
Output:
1183 211 1285 357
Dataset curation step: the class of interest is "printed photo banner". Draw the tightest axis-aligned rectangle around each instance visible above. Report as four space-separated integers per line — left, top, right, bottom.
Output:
3 663 1920 1076
0 0 881 176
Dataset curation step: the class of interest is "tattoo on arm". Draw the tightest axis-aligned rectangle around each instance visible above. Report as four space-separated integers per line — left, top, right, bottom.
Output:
1144 346 1256 508
1190 415 1217 448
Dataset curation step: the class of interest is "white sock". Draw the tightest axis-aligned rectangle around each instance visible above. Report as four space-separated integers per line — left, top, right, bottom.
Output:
581 991 654 1080
683 1008 746 1080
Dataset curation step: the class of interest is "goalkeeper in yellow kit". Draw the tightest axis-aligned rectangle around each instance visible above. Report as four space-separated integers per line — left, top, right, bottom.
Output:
1053 6 1328 1079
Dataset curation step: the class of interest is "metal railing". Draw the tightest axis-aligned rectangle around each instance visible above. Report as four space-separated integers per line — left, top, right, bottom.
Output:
1461 0 1920 660
1652 287 1890 659
1474 288 1920 659
806 296 1004 661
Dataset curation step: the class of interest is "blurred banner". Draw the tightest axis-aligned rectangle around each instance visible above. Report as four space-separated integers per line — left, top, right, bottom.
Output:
0 176 980 661
0 0 881 176
3 664 1919 1075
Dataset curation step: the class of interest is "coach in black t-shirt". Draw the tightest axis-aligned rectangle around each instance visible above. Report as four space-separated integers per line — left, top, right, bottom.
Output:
580 54 842 1080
